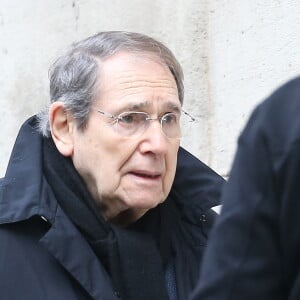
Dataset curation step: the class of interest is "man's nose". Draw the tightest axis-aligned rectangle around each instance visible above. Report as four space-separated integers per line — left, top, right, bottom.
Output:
138 120 168 154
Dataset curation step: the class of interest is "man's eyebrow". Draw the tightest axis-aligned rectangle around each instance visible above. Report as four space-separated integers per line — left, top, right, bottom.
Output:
125 101 149 111
123 101 181 112
163 102 181 113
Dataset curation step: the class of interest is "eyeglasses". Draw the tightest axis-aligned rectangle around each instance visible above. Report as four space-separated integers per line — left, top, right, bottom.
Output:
96 109 195 139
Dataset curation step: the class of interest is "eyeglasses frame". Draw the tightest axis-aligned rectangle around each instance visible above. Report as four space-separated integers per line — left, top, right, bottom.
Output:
95 108 196 139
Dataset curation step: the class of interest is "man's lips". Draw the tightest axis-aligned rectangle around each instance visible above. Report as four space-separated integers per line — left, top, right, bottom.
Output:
128 170 162 179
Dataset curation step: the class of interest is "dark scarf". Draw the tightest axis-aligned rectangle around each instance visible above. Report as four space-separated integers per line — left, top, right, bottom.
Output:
42 136 171 300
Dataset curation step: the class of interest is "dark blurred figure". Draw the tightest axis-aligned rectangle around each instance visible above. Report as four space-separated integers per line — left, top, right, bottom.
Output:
190 76 300 300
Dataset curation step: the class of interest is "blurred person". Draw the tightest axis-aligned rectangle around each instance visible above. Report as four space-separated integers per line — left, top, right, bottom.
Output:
0 31 223 300
190 76 300 300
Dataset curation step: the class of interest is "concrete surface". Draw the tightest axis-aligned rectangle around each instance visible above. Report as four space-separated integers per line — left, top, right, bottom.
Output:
1 0 300 178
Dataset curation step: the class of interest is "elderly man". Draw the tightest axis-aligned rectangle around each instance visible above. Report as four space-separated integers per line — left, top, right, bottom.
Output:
0 31 223 300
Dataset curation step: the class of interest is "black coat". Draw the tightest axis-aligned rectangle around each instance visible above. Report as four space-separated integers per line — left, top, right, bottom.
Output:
0 116 224 300
191 76 300 300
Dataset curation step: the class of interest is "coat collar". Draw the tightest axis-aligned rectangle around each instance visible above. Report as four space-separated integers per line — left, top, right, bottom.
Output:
171 147 224 224
0 116 56 224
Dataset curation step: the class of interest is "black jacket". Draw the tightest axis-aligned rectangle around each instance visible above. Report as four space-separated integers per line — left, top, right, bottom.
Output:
0 116 224 300
191 76 300 300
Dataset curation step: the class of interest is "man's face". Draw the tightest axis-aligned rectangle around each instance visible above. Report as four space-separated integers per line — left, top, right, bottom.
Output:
71 52 180 225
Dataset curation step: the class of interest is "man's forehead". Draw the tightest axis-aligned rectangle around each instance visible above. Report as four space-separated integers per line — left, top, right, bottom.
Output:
99 52 172 80
98 54 178 90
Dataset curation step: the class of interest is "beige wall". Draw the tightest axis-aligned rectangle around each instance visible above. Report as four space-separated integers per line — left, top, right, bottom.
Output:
1 0 300 177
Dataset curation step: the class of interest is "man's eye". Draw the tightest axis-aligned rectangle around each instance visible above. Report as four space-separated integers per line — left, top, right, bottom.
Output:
163 113 178 124
119 113 135 124
119 113 144 124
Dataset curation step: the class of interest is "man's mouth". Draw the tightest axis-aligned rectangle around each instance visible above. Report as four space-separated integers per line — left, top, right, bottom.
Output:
129 171 161 179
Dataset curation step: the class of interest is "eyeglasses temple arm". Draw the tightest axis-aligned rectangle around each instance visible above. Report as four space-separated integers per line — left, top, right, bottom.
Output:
182 109 196 122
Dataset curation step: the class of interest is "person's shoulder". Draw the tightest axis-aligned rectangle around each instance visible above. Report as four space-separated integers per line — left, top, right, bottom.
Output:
240 76 300 153
261 76 300 117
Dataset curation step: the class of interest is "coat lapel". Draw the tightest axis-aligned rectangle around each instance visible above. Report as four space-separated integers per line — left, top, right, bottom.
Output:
40 205 119 300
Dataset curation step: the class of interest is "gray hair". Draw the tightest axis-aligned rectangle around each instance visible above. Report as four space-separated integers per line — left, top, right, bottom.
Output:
38 31 184 136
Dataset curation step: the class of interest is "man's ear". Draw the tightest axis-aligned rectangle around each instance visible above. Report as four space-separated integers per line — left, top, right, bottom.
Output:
49 102 75 157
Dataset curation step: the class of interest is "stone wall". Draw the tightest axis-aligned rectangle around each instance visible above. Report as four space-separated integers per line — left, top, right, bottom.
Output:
1 0 300 177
